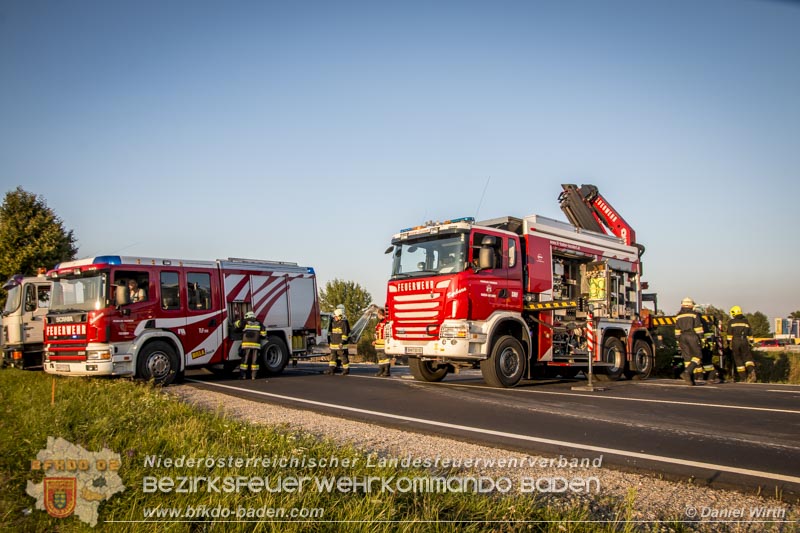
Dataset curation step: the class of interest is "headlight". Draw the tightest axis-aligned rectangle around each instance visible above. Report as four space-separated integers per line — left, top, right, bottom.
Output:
87 350 112 361
440 325 468 339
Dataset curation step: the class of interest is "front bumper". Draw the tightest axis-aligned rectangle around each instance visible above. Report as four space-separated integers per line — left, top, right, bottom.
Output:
44 357 134 377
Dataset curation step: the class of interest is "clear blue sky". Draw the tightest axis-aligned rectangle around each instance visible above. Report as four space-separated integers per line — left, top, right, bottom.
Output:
1 0 798 325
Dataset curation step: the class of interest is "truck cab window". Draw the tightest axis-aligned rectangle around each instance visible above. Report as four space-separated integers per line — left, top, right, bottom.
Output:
115 271 149 304
472 232 503 270
160 271 180 310
187 272 211 310
37 286 51 308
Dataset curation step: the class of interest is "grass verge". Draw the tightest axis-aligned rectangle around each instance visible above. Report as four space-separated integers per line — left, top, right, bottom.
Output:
0 369 673 532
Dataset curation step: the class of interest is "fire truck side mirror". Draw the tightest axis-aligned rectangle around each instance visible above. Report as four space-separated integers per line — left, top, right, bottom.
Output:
478 247 494 270
116 283 130 308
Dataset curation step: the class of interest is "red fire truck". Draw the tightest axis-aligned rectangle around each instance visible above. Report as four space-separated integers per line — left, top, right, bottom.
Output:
43 256 320 385
383 184 655 387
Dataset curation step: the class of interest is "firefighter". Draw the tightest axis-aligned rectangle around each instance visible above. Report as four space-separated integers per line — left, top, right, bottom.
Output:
235 311 265 380
697 310 725 384
127 279 146 303
675 297 704 386
729 306 757 383
373 307 391 377
325 308 350 375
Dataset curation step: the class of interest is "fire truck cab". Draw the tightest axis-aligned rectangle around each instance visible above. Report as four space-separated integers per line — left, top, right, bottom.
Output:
2 273 51 369
43 256 320 385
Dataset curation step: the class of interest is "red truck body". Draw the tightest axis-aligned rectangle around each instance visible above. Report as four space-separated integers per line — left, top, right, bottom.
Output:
43 256 319 384
384 203 654 387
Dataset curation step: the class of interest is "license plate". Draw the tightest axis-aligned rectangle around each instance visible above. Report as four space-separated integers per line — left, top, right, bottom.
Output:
405 346 423 355
56 364 70 372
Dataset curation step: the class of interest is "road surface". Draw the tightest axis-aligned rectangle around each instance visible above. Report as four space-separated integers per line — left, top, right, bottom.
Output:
184 362 800 497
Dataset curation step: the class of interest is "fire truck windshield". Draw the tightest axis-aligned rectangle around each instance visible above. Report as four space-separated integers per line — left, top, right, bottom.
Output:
2 285 21 315
390 234 467 279
50 274 107 312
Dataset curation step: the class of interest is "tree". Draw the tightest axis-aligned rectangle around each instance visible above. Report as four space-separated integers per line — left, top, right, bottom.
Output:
703 304 730 330
0 187 77 306
318 279 372 323
746 311 771 338
789 311 800 320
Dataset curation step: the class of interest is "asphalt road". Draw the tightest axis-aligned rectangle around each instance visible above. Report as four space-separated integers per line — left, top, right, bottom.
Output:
184 362 800 498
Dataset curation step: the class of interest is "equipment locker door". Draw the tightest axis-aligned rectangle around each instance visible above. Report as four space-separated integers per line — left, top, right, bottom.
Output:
250 274 290 328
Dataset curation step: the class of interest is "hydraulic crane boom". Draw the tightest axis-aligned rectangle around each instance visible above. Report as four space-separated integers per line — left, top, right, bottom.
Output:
559 184 637 246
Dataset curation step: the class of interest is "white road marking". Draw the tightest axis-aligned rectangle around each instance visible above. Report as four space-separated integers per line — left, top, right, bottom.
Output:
410 379 800 415
186 379 800 486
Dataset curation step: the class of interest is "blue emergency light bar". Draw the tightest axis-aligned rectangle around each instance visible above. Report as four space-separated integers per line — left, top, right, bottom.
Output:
92 255 123 265
53 255 122 270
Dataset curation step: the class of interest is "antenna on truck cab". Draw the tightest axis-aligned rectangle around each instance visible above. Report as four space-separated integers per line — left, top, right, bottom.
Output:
474 177 491 220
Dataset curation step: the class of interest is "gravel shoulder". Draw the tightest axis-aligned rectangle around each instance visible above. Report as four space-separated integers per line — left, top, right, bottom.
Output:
168 383 798 532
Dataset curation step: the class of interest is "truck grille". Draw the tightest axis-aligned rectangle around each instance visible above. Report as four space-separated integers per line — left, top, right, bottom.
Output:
391 293 444 340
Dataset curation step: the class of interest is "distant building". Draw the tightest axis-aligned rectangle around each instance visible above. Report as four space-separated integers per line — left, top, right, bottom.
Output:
774 318 800 339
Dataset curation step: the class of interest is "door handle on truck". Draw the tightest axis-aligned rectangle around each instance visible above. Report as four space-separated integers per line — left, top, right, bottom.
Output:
498 289 508 298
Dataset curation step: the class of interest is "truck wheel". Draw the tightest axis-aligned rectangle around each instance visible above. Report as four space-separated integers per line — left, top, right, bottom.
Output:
137 341 179 386
408 358 449 382
261 336 289 376
625 339 654 380
594 337 625 381
481 335 525 388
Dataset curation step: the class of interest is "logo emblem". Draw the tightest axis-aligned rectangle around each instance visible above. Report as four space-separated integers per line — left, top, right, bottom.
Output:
44 477 77 519
27 437 124 527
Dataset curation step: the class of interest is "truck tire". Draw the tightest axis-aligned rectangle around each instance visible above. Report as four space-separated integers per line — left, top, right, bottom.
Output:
625 339 654 380
594 336 625 381
136 341 179 386
261 336 289 376
408 358 449 382
481 335 525 388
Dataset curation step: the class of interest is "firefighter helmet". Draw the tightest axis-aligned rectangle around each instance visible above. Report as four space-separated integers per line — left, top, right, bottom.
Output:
681 297 695 308
334 308 343 318
729 305 742 317
245 311 256 320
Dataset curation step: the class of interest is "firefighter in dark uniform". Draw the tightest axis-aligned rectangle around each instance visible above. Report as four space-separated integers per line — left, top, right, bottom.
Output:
373 307 391 377
729 306 757 382
325 308 350 375
675 297 704 386
235 311 266 379
697 310 725 384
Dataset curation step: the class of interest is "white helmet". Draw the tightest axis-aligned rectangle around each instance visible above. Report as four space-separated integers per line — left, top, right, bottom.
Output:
333 308 343 318
245 311 256 320
681 297 695 308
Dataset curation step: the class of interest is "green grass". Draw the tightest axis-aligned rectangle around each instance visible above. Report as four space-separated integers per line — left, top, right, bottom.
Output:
1 370 675 532
752 350 800 384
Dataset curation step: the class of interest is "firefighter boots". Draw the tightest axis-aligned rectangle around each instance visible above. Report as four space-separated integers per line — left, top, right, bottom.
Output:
680 362 697 386
374 364 391 377
707 368 725 384
746 366 757 383
341 368 350 376
239 370 248 380
324 367 335 375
